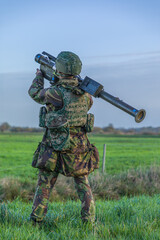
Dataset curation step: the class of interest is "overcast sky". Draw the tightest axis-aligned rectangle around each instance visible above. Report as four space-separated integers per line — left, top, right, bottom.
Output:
0 0 160 128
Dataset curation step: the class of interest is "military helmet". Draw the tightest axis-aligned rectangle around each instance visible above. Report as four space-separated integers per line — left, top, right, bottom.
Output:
55 51 82 75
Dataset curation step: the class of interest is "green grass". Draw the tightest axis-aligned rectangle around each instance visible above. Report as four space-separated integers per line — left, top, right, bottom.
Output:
89 134 160 174
0 133 159 181
1 133 160 239
0 133 41 182
1 195 160 239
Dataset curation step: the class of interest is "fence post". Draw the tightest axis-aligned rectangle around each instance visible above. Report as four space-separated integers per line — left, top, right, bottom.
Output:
102 144 106 173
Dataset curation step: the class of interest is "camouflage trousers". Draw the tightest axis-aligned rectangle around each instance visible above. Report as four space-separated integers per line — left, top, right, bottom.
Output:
30 170 95 223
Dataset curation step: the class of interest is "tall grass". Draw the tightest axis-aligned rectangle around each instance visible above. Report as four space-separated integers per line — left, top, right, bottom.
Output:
1 166 160 202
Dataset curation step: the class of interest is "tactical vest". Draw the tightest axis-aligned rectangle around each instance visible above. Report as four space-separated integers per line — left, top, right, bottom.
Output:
44 85 89 128
39 85 94 151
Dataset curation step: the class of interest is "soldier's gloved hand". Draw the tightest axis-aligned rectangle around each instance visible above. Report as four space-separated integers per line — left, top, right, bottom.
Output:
36 68 43 76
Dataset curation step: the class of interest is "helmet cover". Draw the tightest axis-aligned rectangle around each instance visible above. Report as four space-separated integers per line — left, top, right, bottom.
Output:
55 51 82 75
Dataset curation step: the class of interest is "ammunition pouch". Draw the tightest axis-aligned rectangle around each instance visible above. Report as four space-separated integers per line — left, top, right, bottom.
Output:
39 107 70 151
45 111 70 151
32 142 57 171
84 113 94 133
39 106 68 129
45 111 67 128
46 124 70 151
39 106 47 128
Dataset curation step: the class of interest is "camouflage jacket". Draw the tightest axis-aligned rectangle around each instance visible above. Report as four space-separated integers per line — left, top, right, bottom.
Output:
28 74 99 176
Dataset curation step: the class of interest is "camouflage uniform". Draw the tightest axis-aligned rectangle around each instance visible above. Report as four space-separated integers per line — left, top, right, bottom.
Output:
28 58 99 223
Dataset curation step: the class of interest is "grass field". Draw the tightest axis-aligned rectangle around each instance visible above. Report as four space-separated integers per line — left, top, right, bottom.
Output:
0 133 160 239
0 133 160 182
1 195 160 239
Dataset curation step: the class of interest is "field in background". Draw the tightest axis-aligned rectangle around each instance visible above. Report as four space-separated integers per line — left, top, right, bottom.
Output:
0 133 160 181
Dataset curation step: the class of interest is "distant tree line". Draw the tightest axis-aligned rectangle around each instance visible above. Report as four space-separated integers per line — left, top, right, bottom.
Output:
0 122 160 135
93 123 160 135
0 122 43 133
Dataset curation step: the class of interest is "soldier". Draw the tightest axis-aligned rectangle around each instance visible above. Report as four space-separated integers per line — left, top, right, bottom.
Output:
28 51 99 225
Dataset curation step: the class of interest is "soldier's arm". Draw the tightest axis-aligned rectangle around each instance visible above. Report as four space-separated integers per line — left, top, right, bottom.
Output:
28 72 63 107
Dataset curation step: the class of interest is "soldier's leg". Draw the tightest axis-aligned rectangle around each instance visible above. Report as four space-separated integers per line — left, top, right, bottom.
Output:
74 175 95 223
30 169 58 222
